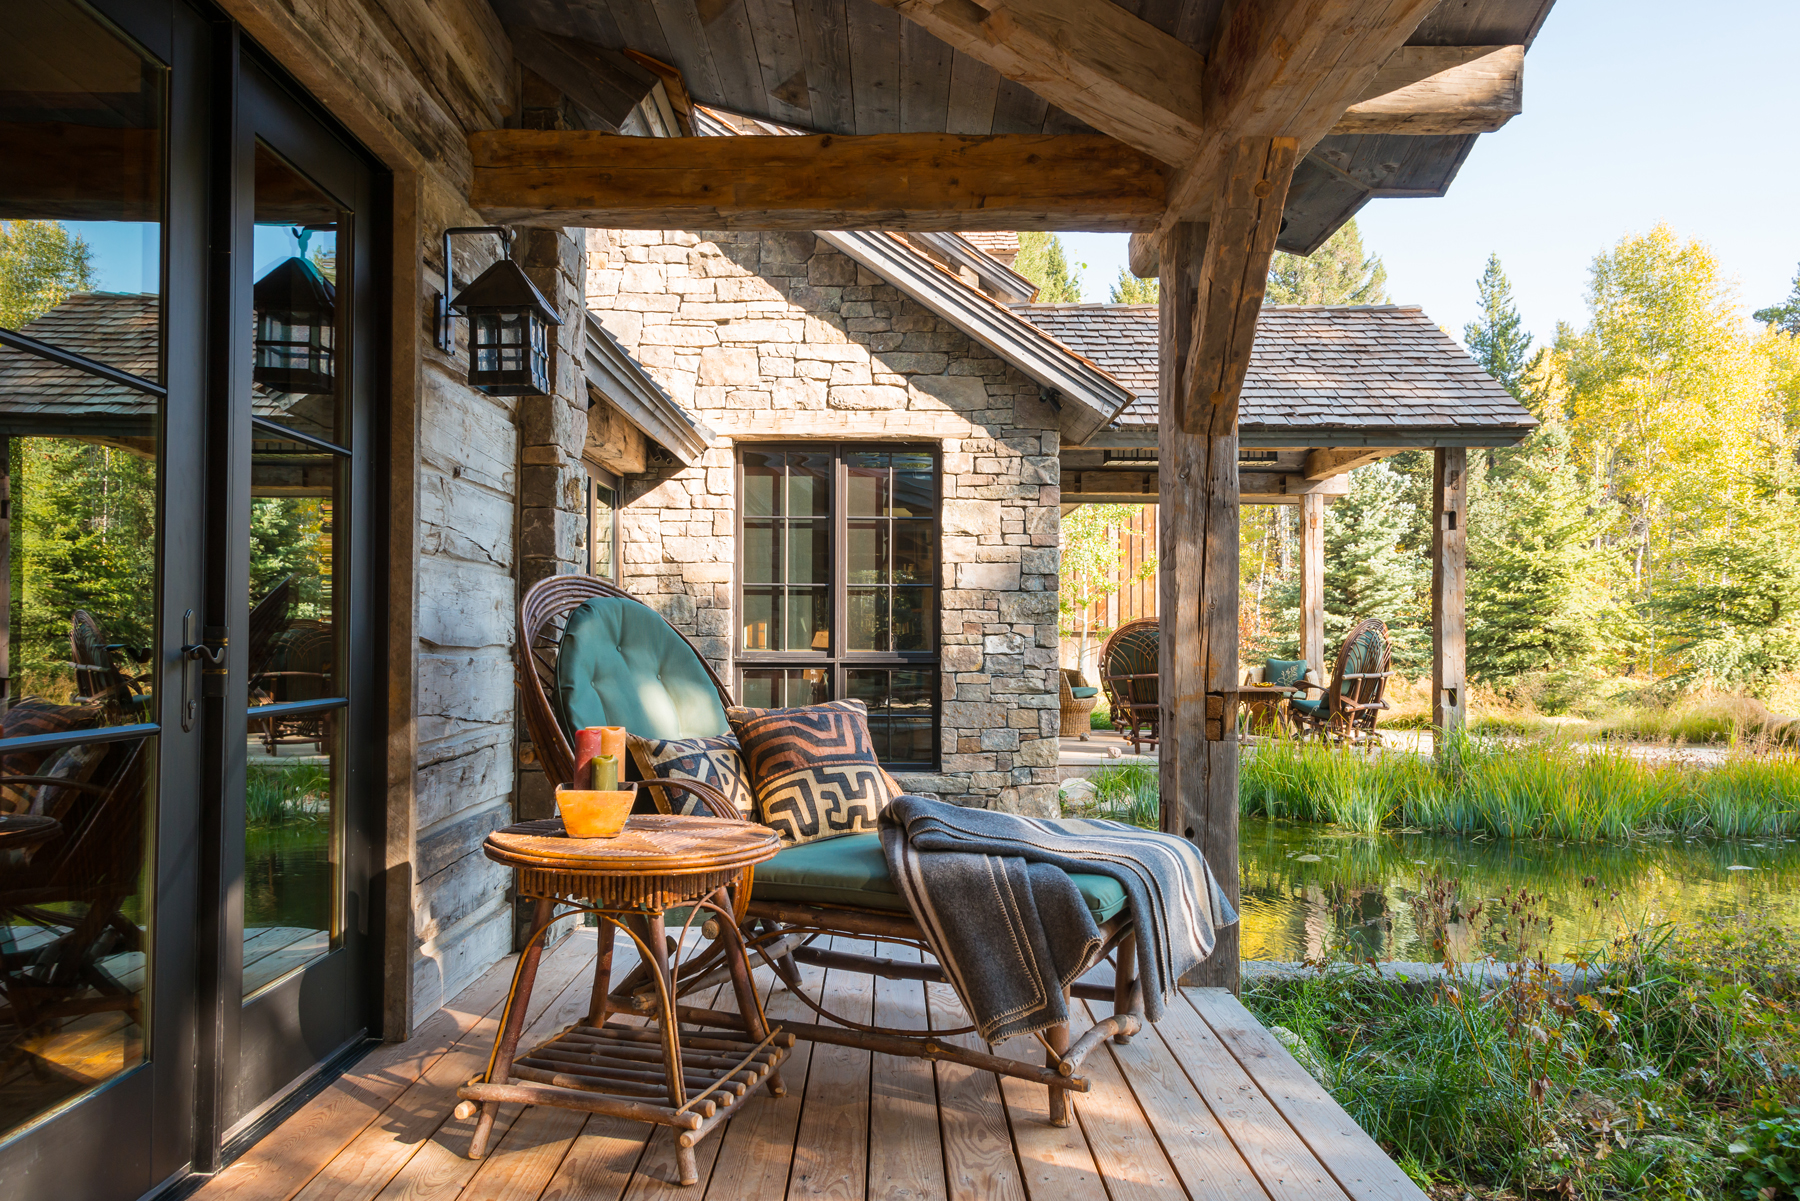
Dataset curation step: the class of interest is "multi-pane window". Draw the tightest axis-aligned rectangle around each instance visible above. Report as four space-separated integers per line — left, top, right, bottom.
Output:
588 467 619 580
736 446 940 770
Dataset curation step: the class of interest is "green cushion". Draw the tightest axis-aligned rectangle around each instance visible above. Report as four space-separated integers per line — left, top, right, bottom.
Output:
1069 685 1099 699
1290 695 1322 716
752 832 1129 924
555 597 730 744
1264 658 1308 688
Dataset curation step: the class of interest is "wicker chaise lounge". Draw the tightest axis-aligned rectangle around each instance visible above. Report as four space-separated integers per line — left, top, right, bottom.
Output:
517 574 1145 1125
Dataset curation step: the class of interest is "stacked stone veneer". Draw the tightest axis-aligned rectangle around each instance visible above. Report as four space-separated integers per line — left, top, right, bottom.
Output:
584 229 1063 816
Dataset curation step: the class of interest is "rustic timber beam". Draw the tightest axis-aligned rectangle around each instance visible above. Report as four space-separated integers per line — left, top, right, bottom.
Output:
1300 446 1402 480
467 131 1166 230
1156 0 1440 235
870 0 1206 166
1299 491 1325 681
1181 138 1297 434
1061 470 1347 503
1333 45 1523 135
1432 448 1468 737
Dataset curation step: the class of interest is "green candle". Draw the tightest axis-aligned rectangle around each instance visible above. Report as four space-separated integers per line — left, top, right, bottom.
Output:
593 753 619 792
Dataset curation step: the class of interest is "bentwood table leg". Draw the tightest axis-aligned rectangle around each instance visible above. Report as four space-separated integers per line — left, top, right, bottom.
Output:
720 892 785 1098
469 896 554 1159
585 919 616 1027
646 910 699 1186
1045 994 1072 1128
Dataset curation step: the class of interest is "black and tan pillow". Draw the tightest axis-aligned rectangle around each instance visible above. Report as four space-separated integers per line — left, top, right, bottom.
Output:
626 732 756 820
728 699 900 846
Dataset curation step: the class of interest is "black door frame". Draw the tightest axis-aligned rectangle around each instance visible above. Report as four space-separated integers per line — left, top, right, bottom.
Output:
0 3 390 1195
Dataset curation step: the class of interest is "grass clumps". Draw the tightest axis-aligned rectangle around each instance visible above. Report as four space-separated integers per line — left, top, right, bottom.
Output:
1244 910 1800 1199
1062 762 1158 828
245 761 330 827
1241 738 1800 841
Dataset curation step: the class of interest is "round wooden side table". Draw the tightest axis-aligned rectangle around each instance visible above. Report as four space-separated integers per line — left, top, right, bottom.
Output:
457 814 789 1185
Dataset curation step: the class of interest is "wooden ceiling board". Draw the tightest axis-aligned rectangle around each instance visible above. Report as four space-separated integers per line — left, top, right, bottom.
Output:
847 1 902 133
792 0 853 129
743 0 813 124
991 76 1050 135
1409 0 1555 47
944 51 1001 135
898 19 954 132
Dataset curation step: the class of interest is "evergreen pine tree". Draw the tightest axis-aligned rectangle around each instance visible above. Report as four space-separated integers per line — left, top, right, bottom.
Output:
1320 462 1427 668
1466 420 1613 685
1463 254 1534 400
1265 218 1388 306
1014 232 1083 302
1109 269 1158 304
1754 263 1800 336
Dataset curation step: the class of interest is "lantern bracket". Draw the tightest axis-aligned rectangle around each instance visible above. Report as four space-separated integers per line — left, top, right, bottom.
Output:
435 225 514 353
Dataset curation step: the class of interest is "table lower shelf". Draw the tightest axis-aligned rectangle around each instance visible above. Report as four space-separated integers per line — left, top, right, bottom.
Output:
458 1020 793 1142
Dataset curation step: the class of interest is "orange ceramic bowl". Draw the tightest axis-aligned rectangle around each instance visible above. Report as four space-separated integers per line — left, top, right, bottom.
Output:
555 783 636 838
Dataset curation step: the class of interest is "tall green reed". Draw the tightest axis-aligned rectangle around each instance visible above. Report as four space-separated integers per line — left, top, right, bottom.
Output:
1239 736 1800 842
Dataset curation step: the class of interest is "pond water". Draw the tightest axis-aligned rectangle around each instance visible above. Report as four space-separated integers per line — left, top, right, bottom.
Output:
1237 815 1800 963
243 822 331 933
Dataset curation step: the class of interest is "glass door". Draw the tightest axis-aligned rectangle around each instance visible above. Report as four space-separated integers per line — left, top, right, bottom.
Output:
217 57 379 1133
0 0 210 1196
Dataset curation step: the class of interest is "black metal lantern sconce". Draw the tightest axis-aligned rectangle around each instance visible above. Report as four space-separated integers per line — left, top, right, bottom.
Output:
253 229 336 394
435 225 563 397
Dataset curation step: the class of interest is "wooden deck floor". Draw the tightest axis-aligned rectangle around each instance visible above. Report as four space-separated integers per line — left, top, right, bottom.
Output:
193 928 1426 1201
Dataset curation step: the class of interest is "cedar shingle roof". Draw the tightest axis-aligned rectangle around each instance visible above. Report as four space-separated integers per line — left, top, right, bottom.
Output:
1011 302 1537 441
0 292 319 436
958 231 1020 266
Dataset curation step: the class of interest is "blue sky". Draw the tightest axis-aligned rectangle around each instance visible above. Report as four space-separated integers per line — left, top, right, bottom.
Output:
1062 0 1800 349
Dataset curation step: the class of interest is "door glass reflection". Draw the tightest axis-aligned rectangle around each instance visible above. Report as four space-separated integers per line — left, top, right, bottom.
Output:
0 0 165 1138
242 148 346 997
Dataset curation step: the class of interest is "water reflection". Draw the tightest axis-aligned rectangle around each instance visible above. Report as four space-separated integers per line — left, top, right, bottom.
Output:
1238 815 1800 963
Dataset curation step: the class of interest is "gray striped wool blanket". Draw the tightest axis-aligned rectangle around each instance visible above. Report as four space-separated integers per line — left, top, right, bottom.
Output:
878 795 1236 1044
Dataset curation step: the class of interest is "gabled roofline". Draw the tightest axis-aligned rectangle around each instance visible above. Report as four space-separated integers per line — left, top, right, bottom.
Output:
1084 424 1538 450
691 105 1135 445
814 230 1134 445
901 232 1038 304
583 313 709 464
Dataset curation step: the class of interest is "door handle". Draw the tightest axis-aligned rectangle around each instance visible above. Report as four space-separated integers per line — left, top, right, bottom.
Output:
178 610 228 731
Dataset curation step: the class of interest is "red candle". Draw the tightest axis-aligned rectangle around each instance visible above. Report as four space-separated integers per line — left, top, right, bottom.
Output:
574 727 607 789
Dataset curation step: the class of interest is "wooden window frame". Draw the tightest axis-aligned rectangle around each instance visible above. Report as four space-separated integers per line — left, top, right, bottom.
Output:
733 443 941 772
586 464 621 581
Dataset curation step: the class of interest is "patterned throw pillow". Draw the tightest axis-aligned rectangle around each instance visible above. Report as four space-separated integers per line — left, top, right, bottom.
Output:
626 733 756 820
727 699 900 846
1264 659 1310 688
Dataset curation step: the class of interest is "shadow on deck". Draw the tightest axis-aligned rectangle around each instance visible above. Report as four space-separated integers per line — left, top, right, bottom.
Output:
192 927 1425 1201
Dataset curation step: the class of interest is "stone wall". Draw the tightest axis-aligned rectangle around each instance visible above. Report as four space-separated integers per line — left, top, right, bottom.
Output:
585 229 1062 816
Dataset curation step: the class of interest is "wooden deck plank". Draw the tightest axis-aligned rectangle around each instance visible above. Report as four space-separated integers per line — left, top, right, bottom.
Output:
700 960 820 1201
1061 1003 1189 1201
458 1103 589 1201
363 934 606 1201
1076 998 1269 1201
1152 990 1351 1201
923 979 1027 1201
347 936 608 1201
532 1113 647 1201
270 931 609 1201
866 942 947 1201
988 1008 1108 1201
1186 989 1430 1201
193 932 589 1201
615 973 741 1200
786 936 873 1200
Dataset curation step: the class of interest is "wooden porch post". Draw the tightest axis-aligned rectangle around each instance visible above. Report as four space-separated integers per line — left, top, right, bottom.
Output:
1431 447 1468 739
1158 138 1296 992
1299 491 1325 680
